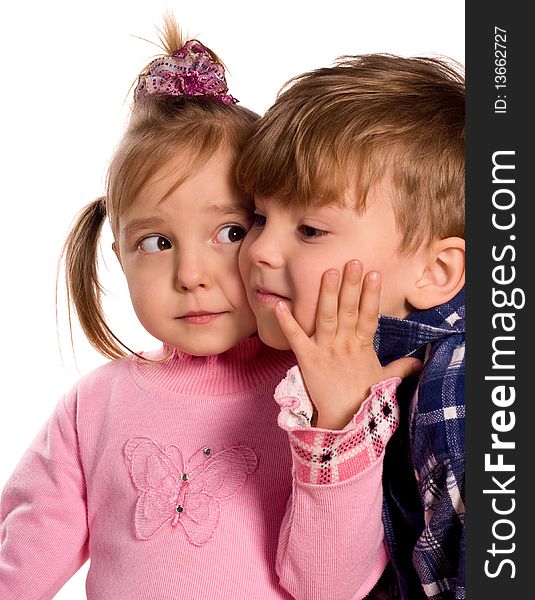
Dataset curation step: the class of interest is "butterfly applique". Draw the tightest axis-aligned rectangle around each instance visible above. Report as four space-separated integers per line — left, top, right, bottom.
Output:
124 436 257 545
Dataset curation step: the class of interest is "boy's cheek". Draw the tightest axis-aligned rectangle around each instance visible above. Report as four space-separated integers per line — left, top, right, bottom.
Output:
237 241 252 283
291 283 322 336
293 305 317 337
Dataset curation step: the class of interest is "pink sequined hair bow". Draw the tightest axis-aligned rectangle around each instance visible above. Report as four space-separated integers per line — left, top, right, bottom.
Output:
134 39 237 105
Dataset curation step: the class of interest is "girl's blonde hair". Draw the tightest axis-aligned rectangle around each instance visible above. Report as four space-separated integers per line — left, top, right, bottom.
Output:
62 15 258 360
236 54 465 254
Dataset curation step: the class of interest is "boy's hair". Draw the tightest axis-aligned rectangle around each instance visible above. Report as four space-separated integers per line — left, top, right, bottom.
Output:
61 15 258 360
236 54 465 254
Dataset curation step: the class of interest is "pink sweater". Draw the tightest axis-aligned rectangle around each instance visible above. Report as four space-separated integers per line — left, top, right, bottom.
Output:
0 338 399 600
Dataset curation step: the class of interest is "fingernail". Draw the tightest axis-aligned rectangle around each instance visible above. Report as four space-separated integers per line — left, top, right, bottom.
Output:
327 270 339 283
368 271 380 283
275 301 287 313
348 260 361 275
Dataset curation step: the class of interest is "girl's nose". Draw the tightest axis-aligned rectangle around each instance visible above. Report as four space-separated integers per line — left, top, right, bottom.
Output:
175 254 211 291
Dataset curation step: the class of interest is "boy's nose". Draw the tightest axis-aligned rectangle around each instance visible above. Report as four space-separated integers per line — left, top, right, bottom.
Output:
247 230 284 269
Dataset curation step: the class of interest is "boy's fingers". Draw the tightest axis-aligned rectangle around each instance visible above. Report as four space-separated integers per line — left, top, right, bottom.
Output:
383 357 423 381
337 260 363 336
275 301 311 357
355 271 381 342
315 269 339 345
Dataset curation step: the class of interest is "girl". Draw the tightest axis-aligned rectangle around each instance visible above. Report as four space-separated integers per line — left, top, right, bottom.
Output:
0 16 418 600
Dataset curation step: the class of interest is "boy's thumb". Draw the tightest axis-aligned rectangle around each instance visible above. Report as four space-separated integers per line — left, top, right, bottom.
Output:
384 357 423 381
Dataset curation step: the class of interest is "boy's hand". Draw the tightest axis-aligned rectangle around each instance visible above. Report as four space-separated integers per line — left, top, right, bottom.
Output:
274 260 422 430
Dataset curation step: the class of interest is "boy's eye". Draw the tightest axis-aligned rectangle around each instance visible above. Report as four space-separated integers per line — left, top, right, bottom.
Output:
215 224 247 244
298 224 328 238
252 213 266 227
138 235 172 253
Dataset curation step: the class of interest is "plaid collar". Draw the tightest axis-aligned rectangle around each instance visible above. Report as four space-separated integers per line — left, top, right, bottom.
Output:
378 288 466 599
375 288 465 364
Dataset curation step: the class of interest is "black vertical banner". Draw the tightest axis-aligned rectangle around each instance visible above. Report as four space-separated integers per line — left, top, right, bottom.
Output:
466 2 532 597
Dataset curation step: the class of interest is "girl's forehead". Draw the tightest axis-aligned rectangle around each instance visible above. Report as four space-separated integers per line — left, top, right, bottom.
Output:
121 151 250 220
135 148 230 206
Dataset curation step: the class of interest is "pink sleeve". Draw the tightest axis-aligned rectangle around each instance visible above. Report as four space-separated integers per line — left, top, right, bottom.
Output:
0 391 89 600
275 368 400 600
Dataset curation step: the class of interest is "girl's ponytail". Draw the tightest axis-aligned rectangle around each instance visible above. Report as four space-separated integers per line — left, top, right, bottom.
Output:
61 197 126 360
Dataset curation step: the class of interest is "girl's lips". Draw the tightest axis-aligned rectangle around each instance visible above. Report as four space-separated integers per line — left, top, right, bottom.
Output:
179 312 226 324
254 289 290 305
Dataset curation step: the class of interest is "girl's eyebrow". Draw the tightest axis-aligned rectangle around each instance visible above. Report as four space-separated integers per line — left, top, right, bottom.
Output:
121 217 167 238
121 204 250 237
207 203 251 217
121 203 250 238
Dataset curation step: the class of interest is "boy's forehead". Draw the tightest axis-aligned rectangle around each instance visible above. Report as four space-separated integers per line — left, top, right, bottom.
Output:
254 181 392 214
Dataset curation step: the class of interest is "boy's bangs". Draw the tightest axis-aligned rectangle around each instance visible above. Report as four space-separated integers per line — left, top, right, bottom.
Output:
238 138 358 210
237 126 383 213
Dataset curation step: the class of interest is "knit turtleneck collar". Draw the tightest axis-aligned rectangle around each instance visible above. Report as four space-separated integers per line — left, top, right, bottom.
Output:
131 336 296 396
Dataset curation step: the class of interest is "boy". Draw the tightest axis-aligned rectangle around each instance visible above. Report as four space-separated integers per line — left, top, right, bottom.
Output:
236 54 465 599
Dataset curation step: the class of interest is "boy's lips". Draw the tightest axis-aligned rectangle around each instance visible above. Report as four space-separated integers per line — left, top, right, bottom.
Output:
254 287 291 305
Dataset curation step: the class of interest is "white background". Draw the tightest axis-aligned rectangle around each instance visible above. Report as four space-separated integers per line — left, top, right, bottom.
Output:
0 0 464 596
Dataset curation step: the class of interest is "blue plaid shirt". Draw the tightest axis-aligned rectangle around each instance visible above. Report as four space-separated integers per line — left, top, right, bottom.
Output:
375 289 465 600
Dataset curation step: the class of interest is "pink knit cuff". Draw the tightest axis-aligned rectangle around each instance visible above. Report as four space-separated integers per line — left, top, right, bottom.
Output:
275 366 400 484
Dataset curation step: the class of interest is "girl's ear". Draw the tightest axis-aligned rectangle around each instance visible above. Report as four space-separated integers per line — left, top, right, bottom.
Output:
407 237 465 310
112 242 124 271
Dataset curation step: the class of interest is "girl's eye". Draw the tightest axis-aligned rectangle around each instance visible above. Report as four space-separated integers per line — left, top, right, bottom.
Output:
252 213 266 228
298 224 328 238
138 235 172 253
215 224 247 244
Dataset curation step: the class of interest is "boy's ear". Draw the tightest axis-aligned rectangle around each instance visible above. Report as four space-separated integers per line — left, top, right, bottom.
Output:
407 237 465 310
